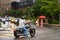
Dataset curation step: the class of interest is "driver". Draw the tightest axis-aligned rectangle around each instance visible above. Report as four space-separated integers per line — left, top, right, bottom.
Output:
19 17 28 37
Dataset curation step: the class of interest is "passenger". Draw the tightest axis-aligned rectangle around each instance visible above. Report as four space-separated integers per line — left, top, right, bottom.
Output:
10 18 17 31
36 19 39 28
19 17 28 37
5 16 11 28
1 17 6 28
0 17 2 27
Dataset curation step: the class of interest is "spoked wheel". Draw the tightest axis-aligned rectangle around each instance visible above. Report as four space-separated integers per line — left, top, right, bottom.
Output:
14 31 20 38
30 29 35 37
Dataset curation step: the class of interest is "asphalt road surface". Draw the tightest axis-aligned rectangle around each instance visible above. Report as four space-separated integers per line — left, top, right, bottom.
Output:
0 27 60 40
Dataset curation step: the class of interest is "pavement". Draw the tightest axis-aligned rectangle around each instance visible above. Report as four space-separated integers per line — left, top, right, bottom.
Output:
0 30 13 37
0 27 60 40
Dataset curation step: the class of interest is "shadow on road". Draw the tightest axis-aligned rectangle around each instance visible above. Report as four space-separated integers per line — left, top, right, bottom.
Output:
13 36 36 40
14 37 27 40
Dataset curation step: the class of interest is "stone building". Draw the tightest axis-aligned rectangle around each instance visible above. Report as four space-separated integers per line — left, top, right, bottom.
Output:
0 0 35 10
0 0 12 10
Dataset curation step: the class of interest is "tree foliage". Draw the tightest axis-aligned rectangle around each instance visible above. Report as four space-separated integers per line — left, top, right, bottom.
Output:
31 0 59 24
5 0 59 24
8 10 23 17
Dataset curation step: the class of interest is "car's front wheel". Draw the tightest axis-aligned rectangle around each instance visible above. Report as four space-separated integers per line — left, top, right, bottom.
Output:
30 28 35 37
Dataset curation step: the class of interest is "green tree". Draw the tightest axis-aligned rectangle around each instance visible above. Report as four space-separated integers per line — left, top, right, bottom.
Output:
24 7 34 19
32 0 58 24
8 10 23 17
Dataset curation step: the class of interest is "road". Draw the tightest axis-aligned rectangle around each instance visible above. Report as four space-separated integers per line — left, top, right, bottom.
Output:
0 27 60 40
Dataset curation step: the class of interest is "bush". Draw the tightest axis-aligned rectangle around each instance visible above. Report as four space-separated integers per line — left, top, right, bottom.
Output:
49 19 59 24
8 10 23 17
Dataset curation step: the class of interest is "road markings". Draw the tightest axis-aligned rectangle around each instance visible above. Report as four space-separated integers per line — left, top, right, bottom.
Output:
0 34 14 37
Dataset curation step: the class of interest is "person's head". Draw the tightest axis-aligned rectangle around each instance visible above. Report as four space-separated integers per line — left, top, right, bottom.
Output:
20 17 24 19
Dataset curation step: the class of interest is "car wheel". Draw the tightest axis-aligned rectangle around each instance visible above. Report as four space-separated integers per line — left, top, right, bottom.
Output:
30 29 35 37
14 31 20 38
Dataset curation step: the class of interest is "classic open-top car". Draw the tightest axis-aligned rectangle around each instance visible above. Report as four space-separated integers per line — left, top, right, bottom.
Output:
13 23 35 38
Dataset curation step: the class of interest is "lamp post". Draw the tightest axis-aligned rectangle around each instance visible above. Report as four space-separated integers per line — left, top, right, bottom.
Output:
6 8 10 28
58 0 60 24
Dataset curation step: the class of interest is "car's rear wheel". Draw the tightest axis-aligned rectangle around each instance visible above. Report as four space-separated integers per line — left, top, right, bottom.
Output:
14 31 20 38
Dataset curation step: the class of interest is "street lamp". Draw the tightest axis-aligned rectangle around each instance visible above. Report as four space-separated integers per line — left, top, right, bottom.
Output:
58 0 60 24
